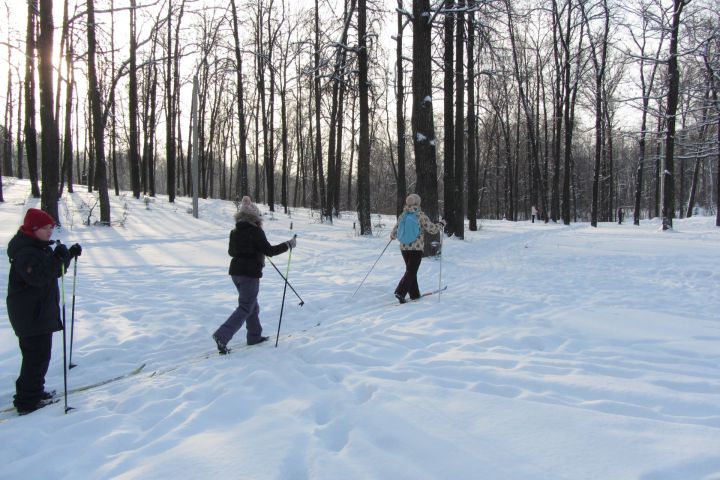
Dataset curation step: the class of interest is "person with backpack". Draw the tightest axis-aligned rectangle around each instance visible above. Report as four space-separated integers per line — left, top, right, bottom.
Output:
212 196 296 354
6 208 82 415
390 194 445 304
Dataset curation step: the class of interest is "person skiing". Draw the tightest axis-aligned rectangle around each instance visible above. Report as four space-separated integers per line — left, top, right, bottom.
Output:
212 196 296 354
390 194 444 304
6 208 82 415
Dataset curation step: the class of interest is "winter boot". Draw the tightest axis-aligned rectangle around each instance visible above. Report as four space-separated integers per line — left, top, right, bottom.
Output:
247 336 269 346
212 334 231 355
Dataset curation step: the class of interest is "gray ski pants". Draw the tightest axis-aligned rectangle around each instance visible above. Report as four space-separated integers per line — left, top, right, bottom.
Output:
213 275 263 344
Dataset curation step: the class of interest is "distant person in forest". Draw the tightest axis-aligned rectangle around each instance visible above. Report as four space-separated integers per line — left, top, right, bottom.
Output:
531 205 538 223
617 207 624 225
6 208 82 415
212 196 296 354
390 194 445 304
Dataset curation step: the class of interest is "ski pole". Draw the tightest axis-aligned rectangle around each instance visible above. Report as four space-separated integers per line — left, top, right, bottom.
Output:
69 256 78 369
275 235 296 347
351 238 393 299
267 257 304 306
60 258 72 414
438 231 443 303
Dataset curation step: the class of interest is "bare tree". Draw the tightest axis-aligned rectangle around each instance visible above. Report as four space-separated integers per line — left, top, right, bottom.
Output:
230 0 249 199
453 0 465 238
661 0 688 230
312 0 327 213
128 0 141 198
395 0 408 217
357 0 371 233
467 1 478 231
24 0 40 198
3 10 13 178
38 0 60 220
443 0 455 230
412 0 440 233
86 0 111 223
580 0 610 227
625 0 666 225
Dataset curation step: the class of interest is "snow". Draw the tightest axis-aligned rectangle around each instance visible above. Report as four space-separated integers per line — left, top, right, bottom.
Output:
1 177 719 479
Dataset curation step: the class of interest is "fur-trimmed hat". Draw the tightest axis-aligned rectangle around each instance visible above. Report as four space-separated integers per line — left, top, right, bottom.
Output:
20 208 56 236
405 193 421 207
235 196 262 223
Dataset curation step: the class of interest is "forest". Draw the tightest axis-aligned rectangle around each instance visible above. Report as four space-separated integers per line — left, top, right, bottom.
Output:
0 0 718 237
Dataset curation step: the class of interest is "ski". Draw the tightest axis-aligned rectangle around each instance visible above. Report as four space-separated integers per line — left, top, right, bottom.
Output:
416 285 448 299
398 285 448 304
68 363 147 394
0 398 62 423
373 286 448 309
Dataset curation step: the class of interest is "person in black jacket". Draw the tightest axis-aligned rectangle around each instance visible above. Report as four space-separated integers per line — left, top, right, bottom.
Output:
212 197 296 354
6 208 81 415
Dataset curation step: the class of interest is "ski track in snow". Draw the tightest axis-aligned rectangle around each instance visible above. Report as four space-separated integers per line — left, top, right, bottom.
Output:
1 178 719 479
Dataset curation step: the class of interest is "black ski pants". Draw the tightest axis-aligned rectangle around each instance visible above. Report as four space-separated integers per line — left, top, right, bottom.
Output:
14 333 53 409
395 250 423 300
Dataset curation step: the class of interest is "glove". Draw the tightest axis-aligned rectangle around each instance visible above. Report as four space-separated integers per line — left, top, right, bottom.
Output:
54 243 69 260
286 237 297 249
68 243 82 258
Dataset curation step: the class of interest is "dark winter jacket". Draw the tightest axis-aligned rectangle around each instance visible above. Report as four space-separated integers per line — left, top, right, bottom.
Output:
6 231 67 338
228 212 289 278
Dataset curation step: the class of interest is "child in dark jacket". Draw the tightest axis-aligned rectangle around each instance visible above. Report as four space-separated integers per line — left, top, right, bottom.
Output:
212 197 296 354
6 208 81 415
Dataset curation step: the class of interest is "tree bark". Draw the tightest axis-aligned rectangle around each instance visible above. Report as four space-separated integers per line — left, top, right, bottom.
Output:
128 0 141 198
86 0 111 223
453 2 465 238
395 0 407 217
412 0 440 249
230 0 249 199
661 0 685 230
467 4 478 231
314 0 327 213
443 0 454 230
38 0 60 221
357 0 371 234
24 0 40 198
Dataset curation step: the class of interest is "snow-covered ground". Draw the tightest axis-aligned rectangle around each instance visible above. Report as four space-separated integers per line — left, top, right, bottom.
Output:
1 177 719 480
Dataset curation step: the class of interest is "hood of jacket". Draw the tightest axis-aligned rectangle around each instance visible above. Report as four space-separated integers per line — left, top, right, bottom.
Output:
7 230 53 260
234 210 262 227
402 205 421 214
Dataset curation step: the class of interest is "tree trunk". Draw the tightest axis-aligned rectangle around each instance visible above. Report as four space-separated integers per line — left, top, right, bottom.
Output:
38 0 60 221
453 3 465 238
467 4 477 231
357 0 371 234
128 0 141 199
16 77 24 180
230 0 249 199
3 29 13 178
443 0 454 230
166 0 176 202
661 0 685 230
314 0 327 213
326 0 356 218
395 0 407 217
86 0 111 223
24 0 40 198
62 30 74 193
412 0 440 245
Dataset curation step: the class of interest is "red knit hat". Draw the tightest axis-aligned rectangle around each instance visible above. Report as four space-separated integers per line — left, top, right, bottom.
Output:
20 208 56 236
